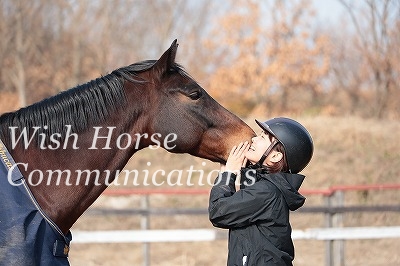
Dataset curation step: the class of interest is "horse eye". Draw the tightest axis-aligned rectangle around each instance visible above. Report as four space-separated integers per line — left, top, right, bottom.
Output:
188 91 202 100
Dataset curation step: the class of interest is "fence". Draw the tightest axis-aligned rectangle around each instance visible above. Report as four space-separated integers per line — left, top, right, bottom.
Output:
72 184 400 266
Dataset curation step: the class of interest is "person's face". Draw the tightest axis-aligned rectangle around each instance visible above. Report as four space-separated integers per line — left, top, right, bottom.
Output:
245 131 273 164
245 131 283 166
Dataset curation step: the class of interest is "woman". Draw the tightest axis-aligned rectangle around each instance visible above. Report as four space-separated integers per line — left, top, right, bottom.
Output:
208 117 313 266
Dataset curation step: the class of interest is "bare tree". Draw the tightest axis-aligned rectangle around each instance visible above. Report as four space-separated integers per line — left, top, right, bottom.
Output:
0 0 214 111
338 0 399 118
205 0 330 115
4 1 43 106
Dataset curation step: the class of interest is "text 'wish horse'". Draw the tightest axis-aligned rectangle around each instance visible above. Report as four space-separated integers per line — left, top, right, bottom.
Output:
0 40 255 265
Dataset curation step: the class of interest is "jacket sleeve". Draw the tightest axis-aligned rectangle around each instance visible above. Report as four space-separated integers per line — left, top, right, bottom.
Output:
208 172 278 229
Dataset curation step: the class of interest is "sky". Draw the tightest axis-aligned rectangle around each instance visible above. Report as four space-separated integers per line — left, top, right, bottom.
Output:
312 0 347 23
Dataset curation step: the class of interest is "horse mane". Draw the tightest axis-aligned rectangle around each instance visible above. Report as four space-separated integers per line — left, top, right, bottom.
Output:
0 60 163 145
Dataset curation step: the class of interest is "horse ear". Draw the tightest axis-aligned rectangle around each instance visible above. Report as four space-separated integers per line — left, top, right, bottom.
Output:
153 39 178 76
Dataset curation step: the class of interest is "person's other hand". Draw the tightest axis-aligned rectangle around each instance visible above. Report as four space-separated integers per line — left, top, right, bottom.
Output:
222 141 249 173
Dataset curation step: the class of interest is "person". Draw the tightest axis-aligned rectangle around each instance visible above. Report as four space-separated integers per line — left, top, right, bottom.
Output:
208 117 313 266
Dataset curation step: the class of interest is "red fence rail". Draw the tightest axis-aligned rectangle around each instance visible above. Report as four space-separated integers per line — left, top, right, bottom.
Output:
102 183 400 196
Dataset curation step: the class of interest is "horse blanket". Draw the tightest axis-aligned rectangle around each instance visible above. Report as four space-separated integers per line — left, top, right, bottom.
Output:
0 140 72 266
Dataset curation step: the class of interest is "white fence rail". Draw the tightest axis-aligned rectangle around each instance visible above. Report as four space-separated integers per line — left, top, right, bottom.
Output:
72 226 400 243
72 229 223 243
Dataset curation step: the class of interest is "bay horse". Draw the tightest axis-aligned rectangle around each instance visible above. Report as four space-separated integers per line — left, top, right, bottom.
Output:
0 40 255 265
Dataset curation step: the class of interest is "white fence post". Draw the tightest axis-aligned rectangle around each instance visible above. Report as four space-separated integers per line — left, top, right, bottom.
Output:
325 194 333 266
335 191 345 266
141 195 150 266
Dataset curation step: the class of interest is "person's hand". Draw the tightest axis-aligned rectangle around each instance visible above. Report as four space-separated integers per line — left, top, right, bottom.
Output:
221 141 249 173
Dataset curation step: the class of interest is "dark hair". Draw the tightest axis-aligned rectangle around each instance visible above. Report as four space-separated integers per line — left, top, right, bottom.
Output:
265 133 289 173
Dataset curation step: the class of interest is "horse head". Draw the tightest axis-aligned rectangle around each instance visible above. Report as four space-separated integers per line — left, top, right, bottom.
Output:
122 40 255 163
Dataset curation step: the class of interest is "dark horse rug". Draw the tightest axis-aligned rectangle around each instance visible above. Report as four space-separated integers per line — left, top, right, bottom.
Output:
0 140 72 266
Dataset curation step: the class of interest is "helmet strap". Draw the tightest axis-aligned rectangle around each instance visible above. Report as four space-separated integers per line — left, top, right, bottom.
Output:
254 139 279 168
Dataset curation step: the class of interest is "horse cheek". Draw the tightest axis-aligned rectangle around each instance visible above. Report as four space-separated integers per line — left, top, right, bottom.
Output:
174 127 203 152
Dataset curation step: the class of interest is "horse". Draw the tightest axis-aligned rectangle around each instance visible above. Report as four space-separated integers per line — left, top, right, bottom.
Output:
0 40 255 265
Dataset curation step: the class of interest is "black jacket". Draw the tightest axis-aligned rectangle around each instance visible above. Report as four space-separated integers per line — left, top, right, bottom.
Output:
208 168 306 266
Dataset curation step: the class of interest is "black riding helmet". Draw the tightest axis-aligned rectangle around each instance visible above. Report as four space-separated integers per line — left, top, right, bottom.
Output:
255 117 313 174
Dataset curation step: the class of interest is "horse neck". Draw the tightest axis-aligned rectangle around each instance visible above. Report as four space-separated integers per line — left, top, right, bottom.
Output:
11 105 150 234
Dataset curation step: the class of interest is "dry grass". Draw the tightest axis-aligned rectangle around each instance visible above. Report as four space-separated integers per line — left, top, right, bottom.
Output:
68 115 400 266
0 92 20 114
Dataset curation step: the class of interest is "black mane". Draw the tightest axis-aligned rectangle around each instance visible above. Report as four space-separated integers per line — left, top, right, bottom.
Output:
0 60 159 145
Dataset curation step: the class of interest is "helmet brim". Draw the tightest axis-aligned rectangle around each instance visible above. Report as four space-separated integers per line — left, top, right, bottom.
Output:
255 119 277 139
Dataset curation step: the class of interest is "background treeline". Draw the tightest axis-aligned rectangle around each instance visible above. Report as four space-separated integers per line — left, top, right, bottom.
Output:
0 0 399 119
